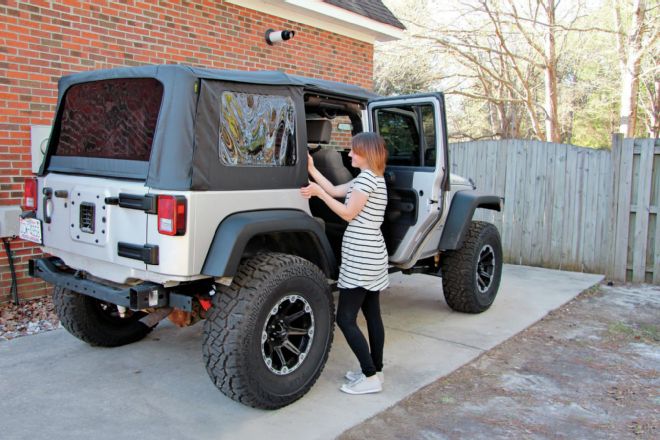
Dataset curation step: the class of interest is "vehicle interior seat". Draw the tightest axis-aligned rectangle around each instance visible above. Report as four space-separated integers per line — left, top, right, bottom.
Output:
306 119 353 185
306 119 352 261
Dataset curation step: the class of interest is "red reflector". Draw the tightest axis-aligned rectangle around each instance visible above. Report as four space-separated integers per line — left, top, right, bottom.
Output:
157 195 186 236
22 178 38 211
199 298 212 311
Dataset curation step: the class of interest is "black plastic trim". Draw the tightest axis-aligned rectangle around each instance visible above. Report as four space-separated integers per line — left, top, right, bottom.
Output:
118 242 159 265
438 190 503 250
201 209 337 278
118 193 157 214
47 156 149 180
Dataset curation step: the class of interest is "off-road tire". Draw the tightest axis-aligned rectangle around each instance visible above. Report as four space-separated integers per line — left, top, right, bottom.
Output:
441 221 503 313
202 252 334 409
52 286 152 347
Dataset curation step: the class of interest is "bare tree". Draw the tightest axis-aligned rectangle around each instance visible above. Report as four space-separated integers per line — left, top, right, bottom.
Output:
640 75 659 138
613 0 658 137
383 0 588 142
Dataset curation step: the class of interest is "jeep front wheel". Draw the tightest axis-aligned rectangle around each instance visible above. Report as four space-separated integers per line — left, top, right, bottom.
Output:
440 221 503 313
202 253 334 409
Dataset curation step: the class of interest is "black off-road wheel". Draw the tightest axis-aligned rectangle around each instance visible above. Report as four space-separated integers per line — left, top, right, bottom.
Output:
441 221 503 313
202 252 334 410
52 286 152 347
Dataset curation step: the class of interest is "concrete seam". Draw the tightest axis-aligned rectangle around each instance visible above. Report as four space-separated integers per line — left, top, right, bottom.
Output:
384 325 487 352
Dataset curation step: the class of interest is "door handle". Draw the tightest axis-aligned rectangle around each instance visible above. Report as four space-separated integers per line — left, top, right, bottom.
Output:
42 187 52 224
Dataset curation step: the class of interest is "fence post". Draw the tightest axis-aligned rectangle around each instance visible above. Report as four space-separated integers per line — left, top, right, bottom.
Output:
654 138 660 283
607 133 623 280
613 135 635 281
632 139 655 282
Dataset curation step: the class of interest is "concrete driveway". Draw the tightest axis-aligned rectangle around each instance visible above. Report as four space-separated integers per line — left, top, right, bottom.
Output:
0 265 602 440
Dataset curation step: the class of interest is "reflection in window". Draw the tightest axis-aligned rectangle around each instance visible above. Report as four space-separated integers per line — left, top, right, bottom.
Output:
219 92 296 166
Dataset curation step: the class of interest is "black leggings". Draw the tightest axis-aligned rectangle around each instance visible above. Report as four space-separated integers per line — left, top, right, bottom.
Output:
336 287 384 377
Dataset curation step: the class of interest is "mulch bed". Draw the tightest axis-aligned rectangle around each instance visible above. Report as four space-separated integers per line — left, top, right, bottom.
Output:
0 296 60 341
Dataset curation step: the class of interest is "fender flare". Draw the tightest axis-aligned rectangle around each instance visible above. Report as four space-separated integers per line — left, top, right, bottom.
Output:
438 190 504 250
201 209 337 278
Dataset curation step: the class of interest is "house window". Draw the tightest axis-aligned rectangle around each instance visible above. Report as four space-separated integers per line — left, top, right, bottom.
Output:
219 91 297 166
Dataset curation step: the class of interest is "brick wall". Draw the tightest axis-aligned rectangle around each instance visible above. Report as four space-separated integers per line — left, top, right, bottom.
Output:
0 0 374 303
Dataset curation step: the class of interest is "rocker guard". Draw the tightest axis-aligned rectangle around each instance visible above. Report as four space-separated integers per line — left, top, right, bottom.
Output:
29 258 192 311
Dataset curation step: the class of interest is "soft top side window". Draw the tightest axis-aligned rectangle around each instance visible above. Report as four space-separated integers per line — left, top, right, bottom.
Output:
219 91 296 167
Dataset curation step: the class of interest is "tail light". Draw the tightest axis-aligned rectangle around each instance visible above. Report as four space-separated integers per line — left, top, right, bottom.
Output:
22 178 38 211
157 195 186 236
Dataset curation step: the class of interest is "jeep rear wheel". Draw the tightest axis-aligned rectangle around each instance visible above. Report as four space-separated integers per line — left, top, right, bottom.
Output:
440 221 503 313
202 252 334 409
52 286 152 347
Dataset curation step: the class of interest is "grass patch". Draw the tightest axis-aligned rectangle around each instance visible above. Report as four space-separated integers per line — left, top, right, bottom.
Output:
608 321 660 342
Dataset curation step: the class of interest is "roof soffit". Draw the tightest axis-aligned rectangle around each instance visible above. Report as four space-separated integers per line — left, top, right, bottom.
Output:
225 0 404 43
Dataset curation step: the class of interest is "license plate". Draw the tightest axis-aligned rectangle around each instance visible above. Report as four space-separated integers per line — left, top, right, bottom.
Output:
19 217 42 244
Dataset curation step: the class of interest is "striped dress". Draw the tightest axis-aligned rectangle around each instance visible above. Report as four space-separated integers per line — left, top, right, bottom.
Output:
337 169 389 291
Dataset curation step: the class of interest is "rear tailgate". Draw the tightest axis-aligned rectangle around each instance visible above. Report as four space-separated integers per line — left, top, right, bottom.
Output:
40 174 150 271
33 77 165 276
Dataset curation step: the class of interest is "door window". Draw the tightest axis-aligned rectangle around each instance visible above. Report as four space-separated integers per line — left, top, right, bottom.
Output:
374 104 436 167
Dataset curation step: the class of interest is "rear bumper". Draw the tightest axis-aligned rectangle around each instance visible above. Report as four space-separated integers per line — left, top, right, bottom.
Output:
29 257 192 311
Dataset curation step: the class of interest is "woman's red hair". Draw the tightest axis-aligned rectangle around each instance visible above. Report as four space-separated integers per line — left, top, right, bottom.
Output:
351 132 388 176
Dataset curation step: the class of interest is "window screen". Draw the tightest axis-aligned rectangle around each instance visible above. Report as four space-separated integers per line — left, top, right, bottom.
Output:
219 91 296 167
54 78 163 161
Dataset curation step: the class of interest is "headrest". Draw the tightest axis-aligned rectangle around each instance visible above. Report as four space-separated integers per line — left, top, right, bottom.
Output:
306 119 332 144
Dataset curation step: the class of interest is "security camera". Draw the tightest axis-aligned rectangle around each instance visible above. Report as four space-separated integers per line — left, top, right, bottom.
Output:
265 29 296 45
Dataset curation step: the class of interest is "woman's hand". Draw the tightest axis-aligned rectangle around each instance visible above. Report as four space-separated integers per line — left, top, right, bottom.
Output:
300 182 323 199
307 153 315 174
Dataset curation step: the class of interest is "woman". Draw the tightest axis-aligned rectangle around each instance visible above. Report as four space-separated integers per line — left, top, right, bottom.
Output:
300 132 389 395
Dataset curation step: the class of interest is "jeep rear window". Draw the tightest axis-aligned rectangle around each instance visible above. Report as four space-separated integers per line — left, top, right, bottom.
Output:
219 91 296 167
52 78 163 161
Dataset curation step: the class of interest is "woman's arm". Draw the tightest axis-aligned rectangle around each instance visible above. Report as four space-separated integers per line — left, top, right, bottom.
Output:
300 182 367 222
307 154 350 198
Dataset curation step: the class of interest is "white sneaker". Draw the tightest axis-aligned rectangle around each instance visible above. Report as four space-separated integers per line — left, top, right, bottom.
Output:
340 373 382 395
345 370 384 384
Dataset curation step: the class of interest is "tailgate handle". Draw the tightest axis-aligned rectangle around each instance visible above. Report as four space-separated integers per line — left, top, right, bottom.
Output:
117 193 157 214
42 187 52 224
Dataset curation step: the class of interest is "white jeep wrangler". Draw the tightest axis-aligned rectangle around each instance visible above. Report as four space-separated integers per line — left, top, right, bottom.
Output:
22 65 503 409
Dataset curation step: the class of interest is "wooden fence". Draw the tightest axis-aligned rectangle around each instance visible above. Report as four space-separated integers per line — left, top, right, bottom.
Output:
448 136 660 283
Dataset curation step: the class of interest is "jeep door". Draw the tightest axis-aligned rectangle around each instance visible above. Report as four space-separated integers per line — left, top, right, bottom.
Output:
367 93 449 266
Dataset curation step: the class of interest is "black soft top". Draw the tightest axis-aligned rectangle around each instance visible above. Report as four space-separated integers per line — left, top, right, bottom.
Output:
57 64 378 102
46 65 377 190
